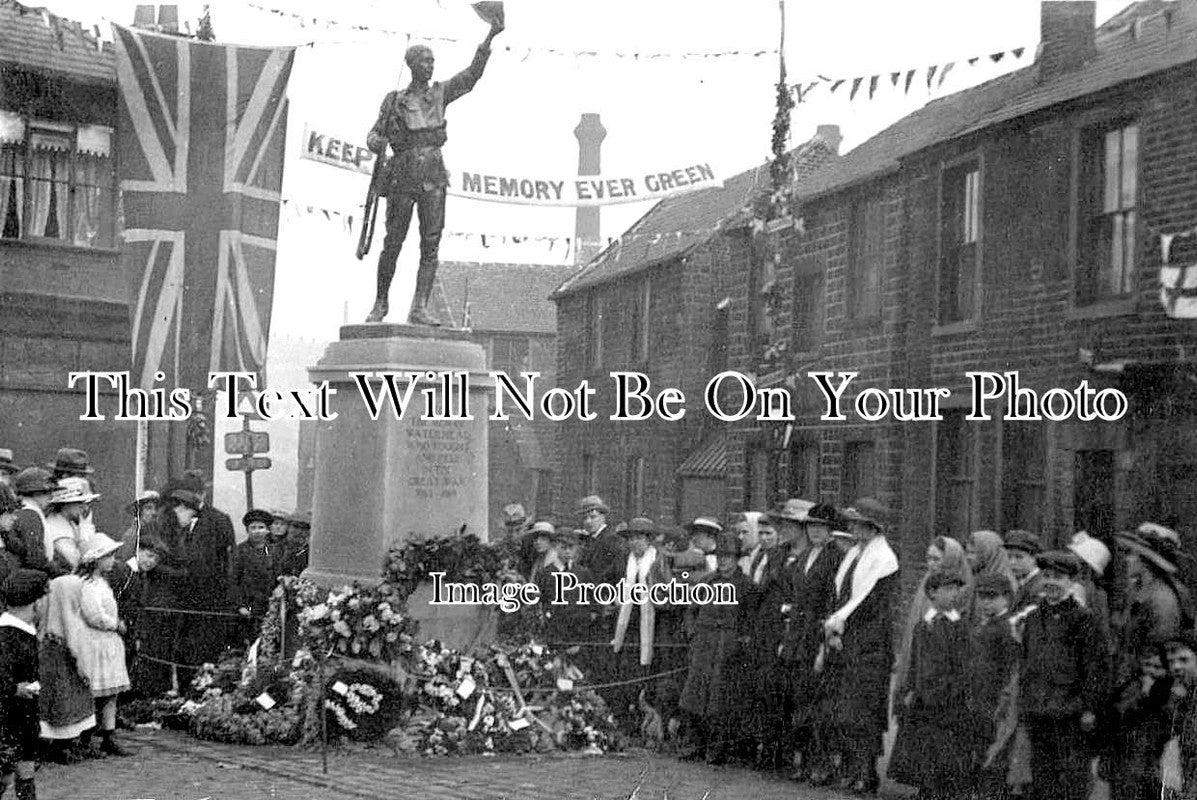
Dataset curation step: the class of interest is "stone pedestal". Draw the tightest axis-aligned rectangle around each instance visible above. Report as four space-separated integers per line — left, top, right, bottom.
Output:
303 324 492 649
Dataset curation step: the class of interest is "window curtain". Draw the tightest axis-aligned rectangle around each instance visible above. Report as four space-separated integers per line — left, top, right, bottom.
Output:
73 154 107 247
28 149 67 238
0 147 21 238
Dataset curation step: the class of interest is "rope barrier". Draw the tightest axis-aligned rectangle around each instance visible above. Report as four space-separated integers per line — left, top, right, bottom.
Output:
134 652 213 671
140 606 254 619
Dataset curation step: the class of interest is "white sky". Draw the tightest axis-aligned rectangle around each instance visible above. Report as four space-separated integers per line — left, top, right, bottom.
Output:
43 0 1138 339
36 0 1138 517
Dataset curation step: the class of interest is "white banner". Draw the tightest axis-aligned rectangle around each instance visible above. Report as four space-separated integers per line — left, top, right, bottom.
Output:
300 125 721 206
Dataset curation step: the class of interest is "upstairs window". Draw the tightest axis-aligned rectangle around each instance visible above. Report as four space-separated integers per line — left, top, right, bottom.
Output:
0 113 115 248
1077 122 1138 304
489 335 529 375
849 194 885 321
938 161 981 323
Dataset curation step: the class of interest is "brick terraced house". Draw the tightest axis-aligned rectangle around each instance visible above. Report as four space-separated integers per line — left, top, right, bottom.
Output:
735 0 1197 586
0 2 136 527
550 129 841 526
553 0 1197 587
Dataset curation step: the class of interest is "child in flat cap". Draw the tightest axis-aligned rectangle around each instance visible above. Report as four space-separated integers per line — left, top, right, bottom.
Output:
888 569 972 799
229 510 281 645
1018 551 1109 800
0 569 49 800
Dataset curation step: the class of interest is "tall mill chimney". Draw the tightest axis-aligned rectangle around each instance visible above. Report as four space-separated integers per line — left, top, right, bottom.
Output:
573 113 606 266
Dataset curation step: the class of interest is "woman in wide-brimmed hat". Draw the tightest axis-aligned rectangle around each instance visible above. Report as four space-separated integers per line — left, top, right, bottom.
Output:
74 533 132 757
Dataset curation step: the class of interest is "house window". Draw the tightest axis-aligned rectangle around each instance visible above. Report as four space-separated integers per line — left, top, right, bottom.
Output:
0 114 115 248
849 195 884 320
787 437 819 499
628 278 651 363
582 452 596 495
745 443 772 510
841 440 876 502
625 455 646 514
1075 450 1115 539
1077 122 1138 304
586 293 604 370
1002 422 1046 533
935 410 976 534
938 161 981 323
489 335 529 375
792 272 822 353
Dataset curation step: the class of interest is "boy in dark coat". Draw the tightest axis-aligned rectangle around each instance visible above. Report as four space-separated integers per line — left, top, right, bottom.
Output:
1019 551 1109 800
887 568 973 800
229 509 280 644
0 569 50 800
966 573 1020 799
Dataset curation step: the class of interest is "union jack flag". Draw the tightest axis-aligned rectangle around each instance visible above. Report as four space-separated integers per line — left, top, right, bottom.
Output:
114 24 295 390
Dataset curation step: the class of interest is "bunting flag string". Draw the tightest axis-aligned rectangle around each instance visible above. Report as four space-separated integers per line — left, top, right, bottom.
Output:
791 44 1027 104
243 2 779 60
278 198 730 253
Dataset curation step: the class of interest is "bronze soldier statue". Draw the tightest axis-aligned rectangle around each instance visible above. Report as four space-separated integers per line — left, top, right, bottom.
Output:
364 15 504 325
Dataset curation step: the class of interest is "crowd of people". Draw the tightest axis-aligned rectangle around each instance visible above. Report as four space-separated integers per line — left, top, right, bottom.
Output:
0 446 311 797
3 443 1196 800
499 494 1197 800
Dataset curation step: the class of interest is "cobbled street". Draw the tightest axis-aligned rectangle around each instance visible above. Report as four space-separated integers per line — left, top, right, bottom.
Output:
36 729 868 800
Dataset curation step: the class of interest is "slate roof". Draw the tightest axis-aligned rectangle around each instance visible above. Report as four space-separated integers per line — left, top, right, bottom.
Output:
797 0 1197 204
959 2 1197 137
553 135 837 298
432 261 581 334
0 2 113 82
795 68 1037 202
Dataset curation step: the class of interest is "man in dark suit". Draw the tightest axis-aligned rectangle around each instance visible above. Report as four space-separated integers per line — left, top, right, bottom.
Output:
576 495 625 587
165 472 236 683
780 502 845 781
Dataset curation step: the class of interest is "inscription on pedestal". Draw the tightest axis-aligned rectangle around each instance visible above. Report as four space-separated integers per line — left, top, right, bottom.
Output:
405 420 478 502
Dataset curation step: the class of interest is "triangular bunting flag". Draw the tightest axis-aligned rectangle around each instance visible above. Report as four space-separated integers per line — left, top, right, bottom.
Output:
938 62 955 87
890 72 900 87
868 75 879 99
850 76 863 99
904 69 916 94
968 57 979 66
1013 47 1025 59
926 64 938 89
831 79 845 94
990 52 1005 63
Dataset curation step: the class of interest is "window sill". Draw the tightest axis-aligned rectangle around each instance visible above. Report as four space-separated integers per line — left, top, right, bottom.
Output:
932 319 977 337
0 237 119 257
1067 297 1136 320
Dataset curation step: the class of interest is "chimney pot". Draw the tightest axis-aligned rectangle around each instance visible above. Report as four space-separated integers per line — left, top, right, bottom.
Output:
132 5 156 27
157 5 179 33
1039 1 1096 80
815 124 843 155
